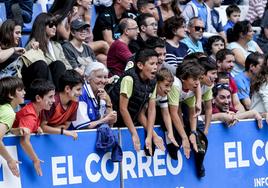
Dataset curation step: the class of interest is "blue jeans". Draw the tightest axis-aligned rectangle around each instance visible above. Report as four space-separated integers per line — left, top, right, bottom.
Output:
1 0 33 23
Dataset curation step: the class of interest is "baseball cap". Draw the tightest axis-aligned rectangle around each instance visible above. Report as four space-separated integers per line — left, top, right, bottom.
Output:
71 19 90 30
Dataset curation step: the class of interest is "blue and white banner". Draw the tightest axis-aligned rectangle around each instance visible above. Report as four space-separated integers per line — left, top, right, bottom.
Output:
1 120 268 188
120 120 268 188
0 130 121 188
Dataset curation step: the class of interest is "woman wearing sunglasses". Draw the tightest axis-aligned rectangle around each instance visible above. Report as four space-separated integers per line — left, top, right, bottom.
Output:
22 13 70 94
48 0 109 65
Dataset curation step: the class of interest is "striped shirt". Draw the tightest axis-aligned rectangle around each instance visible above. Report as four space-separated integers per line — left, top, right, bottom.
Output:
246 0 267 24
164 42 191 75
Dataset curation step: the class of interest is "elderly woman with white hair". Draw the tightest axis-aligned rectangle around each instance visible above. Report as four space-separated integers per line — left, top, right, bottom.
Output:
70 61 117 129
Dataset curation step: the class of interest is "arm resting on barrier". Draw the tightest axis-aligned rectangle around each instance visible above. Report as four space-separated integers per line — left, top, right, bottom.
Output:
119 94 140 152
232 93 245 113
0 124 20 177
169 105 190 159
41 122 78 140
160 107 179 147
204 100 212 135
188 107 198 153
20 132 43 176
138 107 165 152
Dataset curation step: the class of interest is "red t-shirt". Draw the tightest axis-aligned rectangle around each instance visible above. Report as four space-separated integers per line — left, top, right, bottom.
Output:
13 102 42 133
229 77 238 94
44 93 78 127
107 39 133 76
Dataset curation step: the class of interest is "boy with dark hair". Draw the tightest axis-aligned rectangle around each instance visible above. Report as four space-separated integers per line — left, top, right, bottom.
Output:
216 71 230 84
168 60 205 176
13 79 55 176
42 70 84 140
223 4 241 33
0 76 26 177
155 68 179 147
136 0 158 20
145 36 166 69
110 49 158 155
187 56 218 135
129 13 158 53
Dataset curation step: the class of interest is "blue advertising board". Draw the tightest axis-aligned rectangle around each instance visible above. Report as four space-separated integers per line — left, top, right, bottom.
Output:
0 130 121 188
120 120 268 188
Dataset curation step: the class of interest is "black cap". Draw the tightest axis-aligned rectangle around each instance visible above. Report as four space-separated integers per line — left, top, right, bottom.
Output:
71 19 90 30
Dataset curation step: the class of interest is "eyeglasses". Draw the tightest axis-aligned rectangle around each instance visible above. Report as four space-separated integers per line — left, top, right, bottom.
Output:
46 21 57 28
146 22 158 28
127 26 139 30
194 26 205 32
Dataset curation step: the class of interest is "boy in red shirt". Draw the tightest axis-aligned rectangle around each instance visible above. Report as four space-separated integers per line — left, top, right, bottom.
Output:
13 79 56 176
42 70 83 139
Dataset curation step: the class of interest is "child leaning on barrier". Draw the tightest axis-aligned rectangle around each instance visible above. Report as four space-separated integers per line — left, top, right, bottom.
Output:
109 49 163 155
139 68 178 156
153 68 180 149
0 76 27 177
42 70 84 140
13 79 55 176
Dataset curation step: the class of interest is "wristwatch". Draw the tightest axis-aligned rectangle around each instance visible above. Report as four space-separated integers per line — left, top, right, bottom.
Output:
190 130 198 136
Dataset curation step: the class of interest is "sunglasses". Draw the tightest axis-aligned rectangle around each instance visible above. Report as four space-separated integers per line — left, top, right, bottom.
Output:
194 26 205 32
46 21 57 28
214 83 230 90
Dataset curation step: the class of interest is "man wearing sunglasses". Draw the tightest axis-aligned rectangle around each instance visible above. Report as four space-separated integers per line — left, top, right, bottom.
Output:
181 17 205 53
211 83 263 128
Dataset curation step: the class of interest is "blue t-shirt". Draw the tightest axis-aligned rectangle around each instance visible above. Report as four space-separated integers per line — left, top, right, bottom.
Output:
71 83 100 130
233 72 250 100
181 36 204 53
223 20 235 33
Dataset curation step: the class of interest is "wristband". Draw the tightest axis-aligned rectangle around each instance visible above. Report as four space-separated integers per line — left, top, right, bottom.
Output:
190 130 198 136
60 127 64 135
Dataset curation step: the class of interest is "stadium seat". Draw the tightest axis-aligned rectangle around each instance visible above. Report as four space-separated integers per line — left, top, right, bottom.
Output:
46 3 52 12
90 5 98 31
20 34 30 47
0 3 6 22
23 3 43 33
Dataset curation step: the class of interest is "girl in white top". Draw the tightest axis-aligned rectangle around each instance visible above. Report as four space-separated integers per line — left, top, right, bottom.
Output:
227 20 263 77
251 62 268 114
